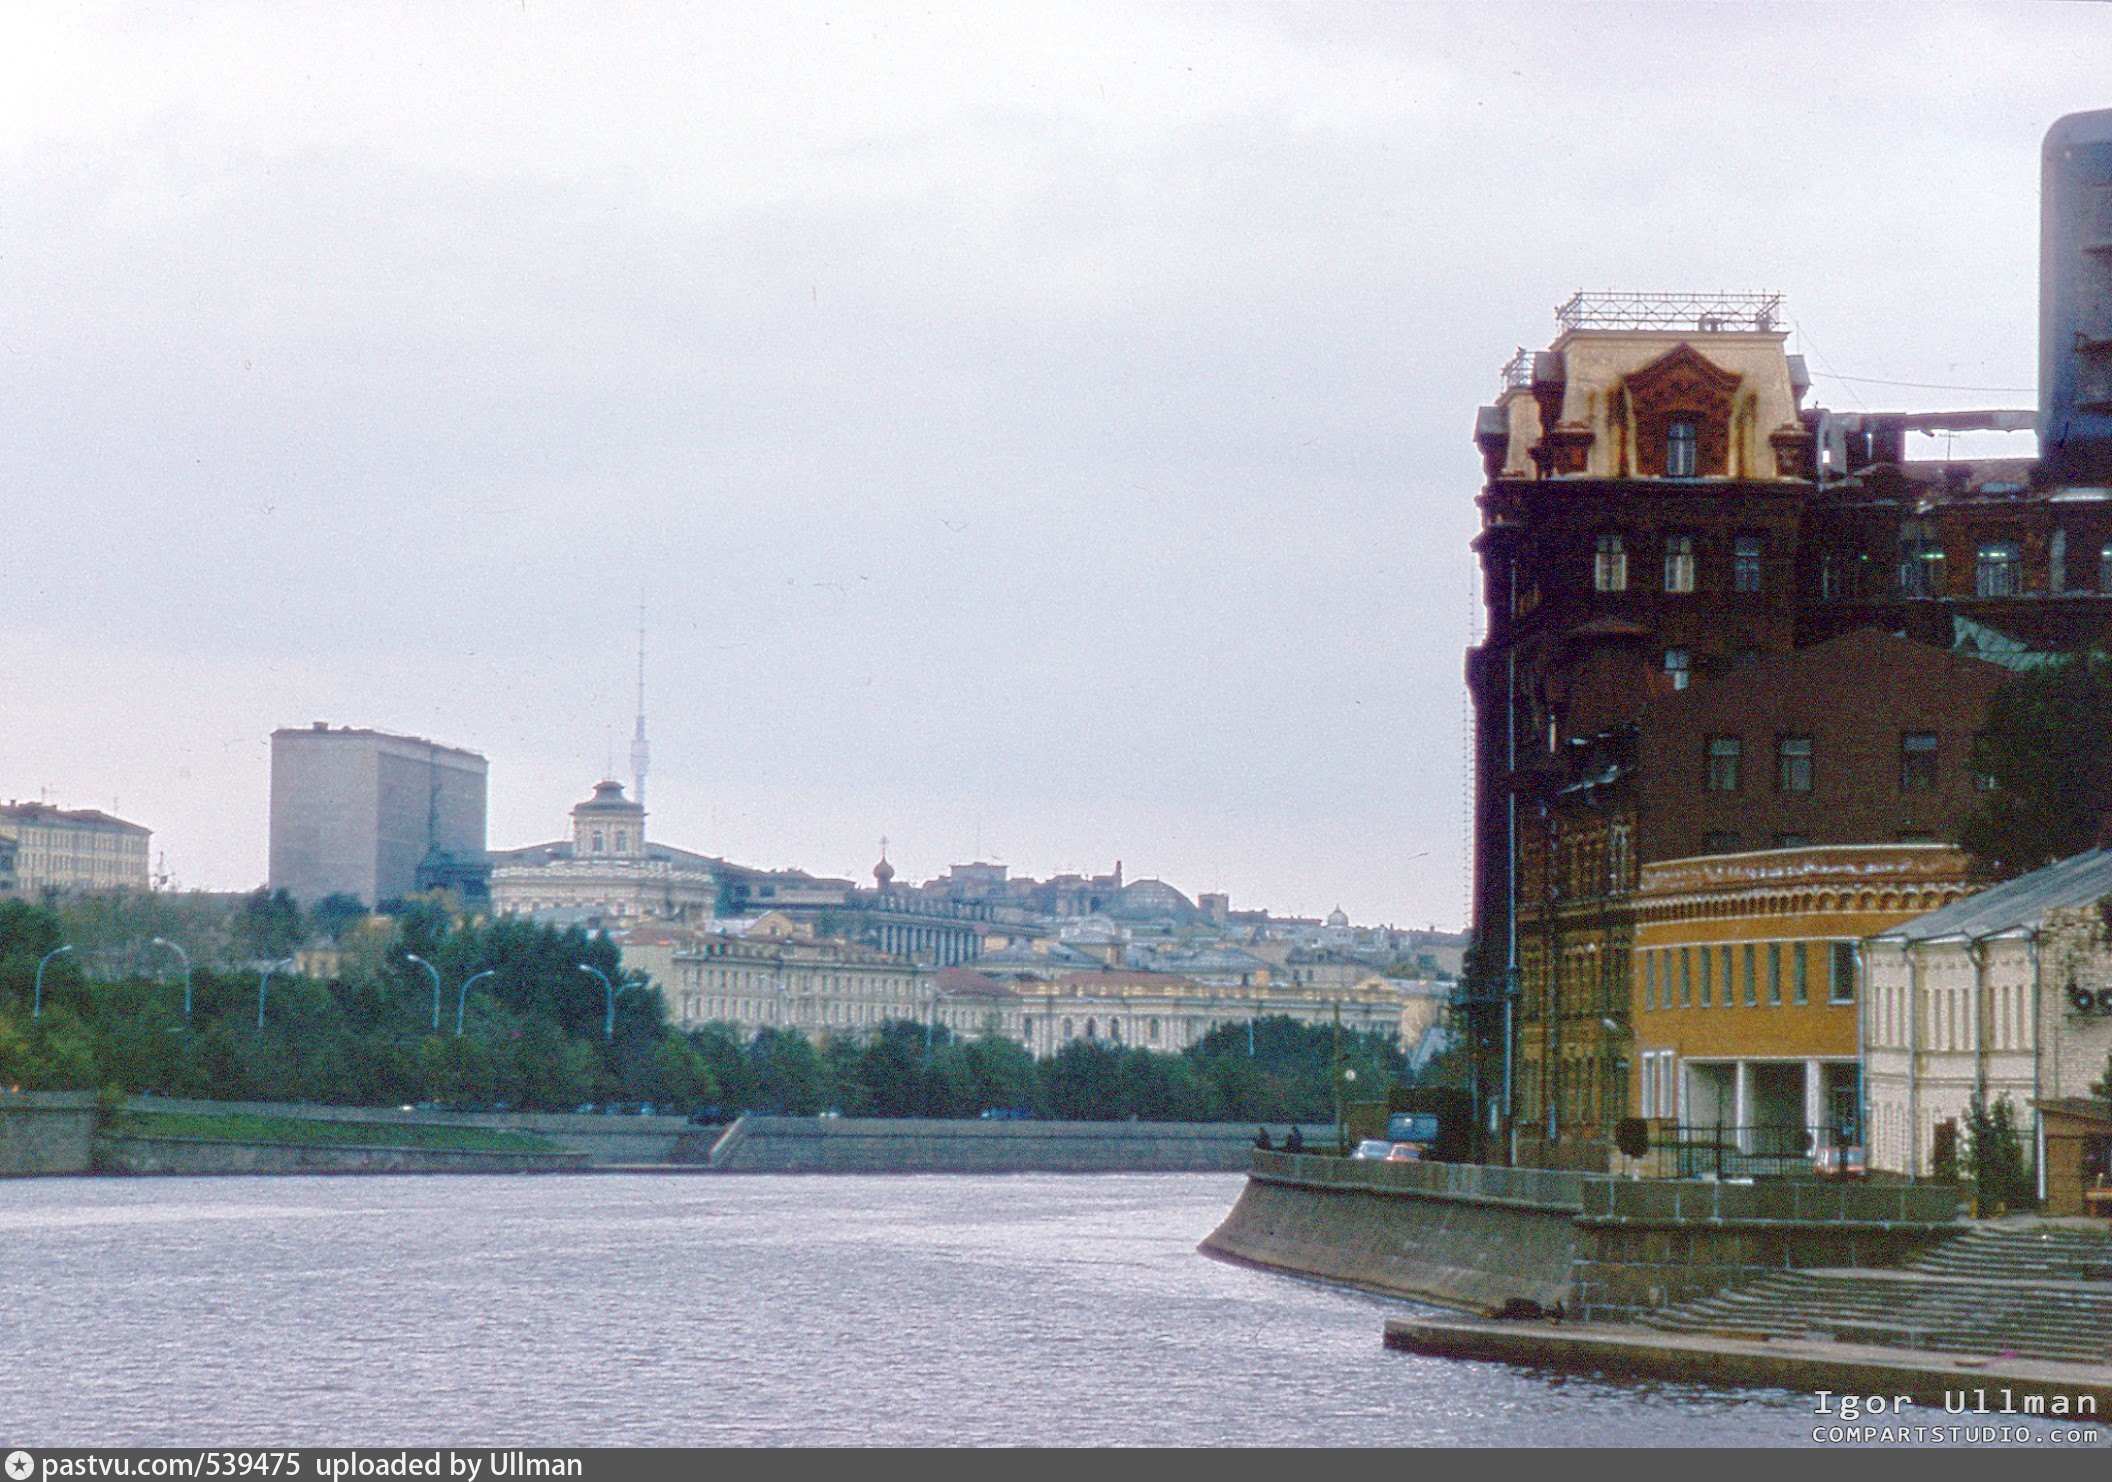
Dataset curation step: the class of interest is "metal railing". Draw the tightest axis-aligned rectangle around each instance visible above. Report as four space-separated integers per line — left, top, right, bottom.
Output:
1499 347 1532 393
1657 1122 1861 1180
1555 291 1783 334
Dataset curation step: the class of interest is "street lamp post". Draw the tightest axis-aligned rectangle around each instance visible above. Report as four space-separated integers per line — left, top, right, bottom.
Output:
457 969 495 1036
150 937 192 1017
34 944 73 1018
405 953 442 1033
577 963 635 1041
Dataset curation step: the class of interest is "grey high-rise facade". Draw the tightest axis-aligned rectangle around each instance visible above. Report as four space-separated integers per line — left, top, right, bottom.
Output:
268 723 488 907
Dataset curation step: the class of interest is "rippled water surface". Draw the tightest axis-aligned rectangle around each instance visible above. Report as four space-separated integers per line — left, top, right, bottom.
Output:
0 1173 1929 1445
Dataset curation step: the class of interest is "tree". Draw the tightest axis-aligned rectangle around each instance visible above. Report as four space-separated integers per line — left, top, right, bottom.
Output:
306 894 368 942
1962 1093 2035 1216
747 1027 827 1115
1961 652 2112 880
235 888 304 960
1045 1039 1129 1120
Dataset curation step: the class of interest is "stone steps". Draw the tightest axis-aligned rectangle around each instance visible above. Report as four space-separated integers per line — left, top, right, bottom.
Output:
1641 1225 2112 1365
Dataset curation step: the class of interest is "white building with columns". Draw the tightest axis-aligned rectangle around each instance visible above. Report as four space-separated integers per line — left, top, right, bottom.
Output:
1862 848 2112 1189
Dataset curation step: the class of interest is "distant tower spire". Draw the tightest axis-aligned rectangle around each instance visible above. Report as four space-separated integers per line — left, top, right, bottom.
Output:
630 600 650 813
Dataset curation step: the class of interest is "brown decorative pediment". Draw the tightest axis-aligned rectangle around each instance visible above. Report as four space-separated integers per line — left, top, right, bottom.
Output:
1624 343 1740 477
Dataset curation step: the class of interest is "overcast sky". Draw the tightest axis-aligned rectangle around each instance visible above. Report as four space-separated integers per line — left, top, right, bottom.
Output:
2 3 2106 926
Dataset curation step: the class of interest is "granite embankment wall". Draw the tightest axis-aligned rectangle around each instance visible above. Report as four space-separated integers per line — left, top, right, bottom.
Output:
0 1092 101 1175
105 1137 587 1176
1201 1152 1965 1318
707 1116 1335 1173
1200 1151 1587 1311
126 1096 704 1164
1572 1176 1962 1320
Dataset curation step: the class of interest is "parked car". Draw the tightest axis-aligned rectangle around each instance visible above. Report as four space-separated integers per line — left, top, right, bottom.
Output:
1384 1143 1423 1162
1352 1138 1395 1160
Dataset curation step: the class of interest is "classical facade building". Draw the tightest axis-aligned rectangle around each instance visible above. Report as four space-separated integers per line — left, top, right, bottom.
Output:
653 913 930 1037
0 802 151 894
268 723 487 907
1628 843 1972 1168
489 780 715 925
1463 289 2109 1167
1863 848 2112 1190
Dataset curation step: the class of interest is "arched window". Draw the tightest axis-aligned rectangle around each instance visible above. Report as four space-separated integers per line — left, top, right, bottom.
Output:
591 830 605 854
1086 1017 1097 1040
614 829 628 852
1666 420 1699 477
1063 1017 1074 1038
1594 533 1628 592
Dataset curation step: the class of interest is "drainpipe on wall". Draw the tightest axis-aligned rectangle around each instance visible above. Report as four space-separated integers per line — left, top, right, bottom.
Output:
1906 941 1922 1177
2030 931 2045 1205
1968 937 1990 1110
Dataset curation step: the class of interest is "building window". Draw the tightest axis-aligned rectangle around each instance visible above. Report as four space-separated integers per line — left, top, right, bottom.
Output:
1793 943 1809 1005
1666 420 1699 477
2101 541 2112 594
2052 529 2068 594
1706 736 1742 792
1743 944 1757 1006
1702 829 1741 853
1699 947 1712 1008
1664 648 1691 691
1829 942 1857 1003
1644 952 1658 1010
1680 948 1692 1008
1719 946 1735 1009
1900 732 1939 793
591 830 605 854
1975 541 2022 598
615 829 628 852
1767 943 1783 1006
1663 535 1696 593
1733 535 1764 594
1776 735 1812 793
1594 534 1628 592
1774 832 1810 848
1898 521 1943 597
1821 551 1842 601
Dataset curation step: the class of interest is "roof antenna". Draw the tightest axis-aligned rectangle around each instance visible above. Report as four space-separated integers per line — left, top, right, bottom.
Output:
630 596 650 812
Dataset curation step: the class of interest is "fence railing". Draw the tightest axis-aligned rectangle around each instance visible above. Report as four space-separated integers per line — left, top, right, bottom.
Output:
1655 1123 1861 1180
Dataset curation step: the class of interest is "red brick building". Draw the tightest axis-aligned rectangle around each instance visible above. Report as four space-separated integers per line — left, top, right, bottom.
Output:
1460 292 2112 1166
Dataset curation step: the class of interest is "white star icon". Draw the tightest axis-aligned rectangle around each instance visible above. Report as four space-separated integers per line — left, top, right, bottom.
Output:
5 1451 33 1482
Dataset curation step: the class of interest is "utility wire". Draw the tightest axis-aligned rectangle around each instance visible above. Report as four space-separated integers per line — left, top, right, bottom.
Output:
1810 372 2034 396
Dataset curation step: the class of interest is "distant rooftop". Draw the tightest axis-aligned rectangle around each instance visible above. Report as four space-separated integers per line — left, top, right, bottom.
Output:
1555 290 1783 334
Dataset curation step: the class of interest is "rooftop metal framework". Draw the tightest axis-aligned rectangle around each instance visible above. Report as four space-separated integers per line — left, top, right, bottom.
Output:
1499 347 1532 394
1555 290 1783 334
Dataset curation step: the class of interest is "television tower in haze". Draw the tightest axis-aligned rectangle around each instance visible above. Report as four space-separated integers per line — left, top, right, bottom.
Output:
630 603 650 813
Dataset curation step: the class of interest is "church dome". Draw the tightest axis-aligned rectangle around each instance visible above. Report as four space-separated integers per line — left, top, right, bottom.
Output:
1327 905 1349 929
874 852 896 888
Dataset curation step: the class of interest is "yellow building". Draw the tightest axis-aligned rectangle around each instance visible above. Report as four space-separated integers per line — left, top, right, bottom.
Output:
1630 844 1972 1161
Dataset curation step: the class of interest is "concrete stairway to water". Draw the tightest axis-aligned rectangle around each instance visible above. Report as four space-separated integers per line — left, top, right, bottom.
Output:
1640 1220 2112 1365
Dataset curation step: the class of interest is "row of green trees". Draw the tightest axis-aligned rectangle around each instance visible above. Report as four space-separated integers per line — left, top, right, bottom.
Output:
686 1015 1401 1123
0 897 1400 1122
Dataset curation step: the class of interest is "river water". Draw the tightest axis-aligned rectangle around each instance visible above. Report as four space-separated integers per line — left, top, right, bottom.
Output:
0 1172 2062 1447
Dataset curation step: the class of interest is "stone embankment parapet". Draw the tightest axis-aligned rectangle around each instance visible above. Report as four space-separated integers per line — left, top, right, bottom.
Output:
1203 1152 1969 1320
0 1091 101 1176
105 1135 588 1176
706 1116 1335 1173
